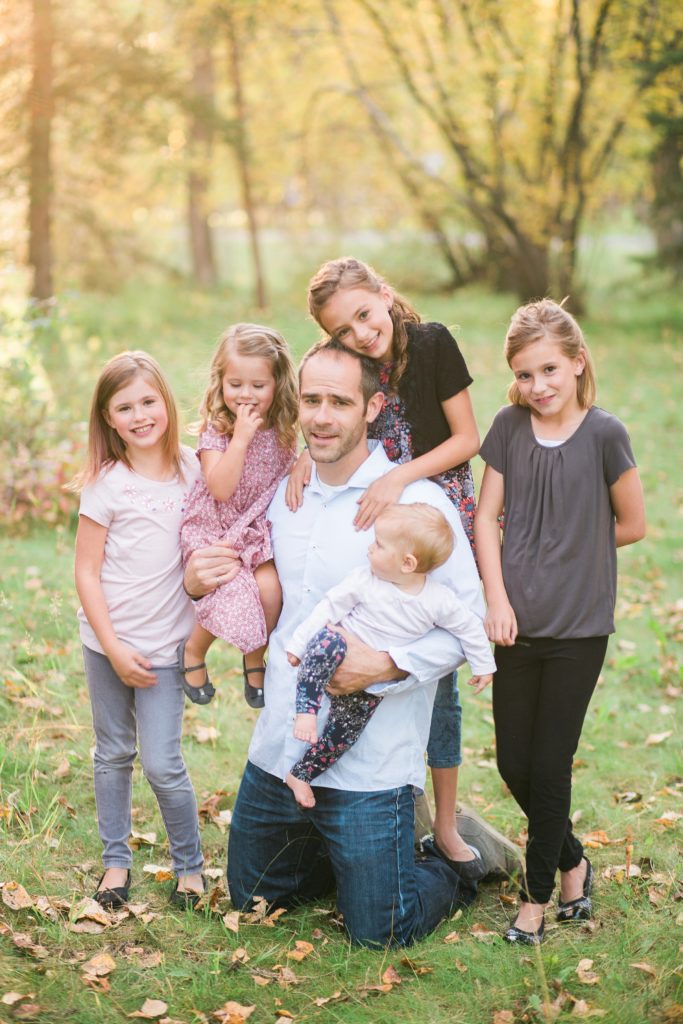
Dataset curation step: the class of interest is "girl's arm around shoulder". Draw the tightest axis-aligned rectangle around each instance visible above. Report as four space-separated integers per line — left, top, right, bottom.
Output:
611 467 646 547
285 447 312 512
74 516 157 688
353 391 480 530
474 464 518 646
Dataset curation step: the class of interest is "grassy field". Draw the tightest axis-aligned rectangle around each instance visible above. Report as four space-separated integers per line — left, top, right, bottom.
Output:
0 265 681 1023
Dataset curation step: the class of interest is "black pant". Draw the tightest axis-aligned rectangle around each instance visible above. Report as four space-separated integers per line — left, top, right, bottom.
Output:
493 635 608 904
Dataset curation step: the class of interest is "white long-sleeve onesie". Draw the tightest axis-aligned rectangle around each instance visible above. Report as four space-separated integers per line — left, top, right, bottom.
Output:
287 565 496 677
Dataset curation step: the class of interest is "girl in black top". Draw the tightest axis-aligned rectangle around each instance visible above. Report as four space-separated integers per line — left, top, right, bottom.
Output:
286 256 483 876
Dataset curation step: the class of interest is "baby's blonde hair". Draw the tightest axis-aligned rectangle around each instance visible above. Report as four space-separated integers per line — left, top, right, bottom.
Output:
199 323 298 450
70 350 183 491
505 298 596 409
377 502 454 573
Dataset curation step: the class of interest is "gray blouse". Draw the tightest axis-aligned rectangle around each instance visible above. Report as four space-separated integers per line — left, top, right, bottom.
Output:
479 405 637 638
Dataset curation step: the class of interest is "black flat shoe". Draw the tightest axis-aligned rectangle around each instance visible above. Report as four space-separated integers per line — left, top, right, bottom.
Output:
557 856 593 922
503 915 545 945
420 835 487 882
93 869 131 909
243 657 265 709
169 874 207 910
177 639 216 705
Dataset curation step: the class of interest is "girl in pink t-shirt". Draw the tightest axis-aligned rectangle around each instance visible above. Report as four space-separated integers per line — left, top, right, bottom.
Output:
73 351 205 910
179 324 298 709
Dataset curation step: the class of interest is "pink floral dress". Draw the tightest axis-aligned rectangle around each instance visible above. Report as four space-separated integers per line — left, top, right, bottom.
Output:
180 425 295 653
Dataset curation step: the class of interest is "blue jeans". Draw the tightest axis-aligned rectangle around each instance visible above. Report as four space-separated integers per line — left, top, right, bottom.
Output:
227 761 477 948
427 671 462 768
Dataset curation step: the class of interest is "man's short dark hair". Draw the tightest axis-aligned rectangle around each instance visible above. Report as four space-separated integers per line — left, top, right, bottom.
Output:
299 338 381 409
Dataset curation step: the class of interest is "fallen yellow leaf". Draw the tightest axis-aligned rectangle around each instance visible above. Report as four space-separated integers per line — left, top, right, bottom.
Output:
127 998 168 1019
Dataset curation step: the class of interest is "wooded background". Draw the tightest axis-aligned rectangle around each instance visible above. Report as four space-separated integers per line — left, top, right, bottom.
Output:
4 0 683 311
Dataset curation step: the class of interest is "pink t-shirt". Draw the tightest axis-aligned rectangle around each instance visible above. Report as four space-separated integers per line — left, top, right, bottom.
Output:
77 448 200 665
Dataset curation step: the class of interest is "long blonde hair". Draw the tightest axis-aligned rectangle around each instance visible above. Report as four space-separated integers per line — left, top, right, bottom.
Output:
198 323 298 451
505 299 596 409
70 350 183 491
307 257 420 395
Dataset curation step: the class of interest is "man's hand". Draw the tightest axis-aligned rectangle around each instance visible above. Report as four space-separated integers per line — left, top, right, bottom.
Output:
325 626 407 695
183 541 241 599
467 672 493 695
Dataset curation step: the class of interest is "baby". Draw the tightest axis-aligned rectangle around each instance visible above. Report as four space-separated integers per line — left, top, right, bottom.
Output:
285 502 496 808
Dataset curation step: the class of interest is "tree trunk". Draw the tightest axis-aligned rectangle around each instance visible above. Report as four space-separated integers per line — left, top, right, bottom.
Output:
187 42 218 288
650 128 683 278
225 10 267 310
28 0 53 301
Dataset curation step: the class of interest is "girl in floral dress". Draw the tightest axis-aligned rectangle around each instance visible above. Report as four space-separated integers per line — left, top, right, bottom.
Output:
180 324 298 709
286 257 483 878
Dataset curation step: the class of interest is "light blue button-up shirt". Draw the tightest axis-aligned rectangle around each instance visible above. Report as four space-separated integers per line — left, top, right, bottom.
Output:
247 442 485 792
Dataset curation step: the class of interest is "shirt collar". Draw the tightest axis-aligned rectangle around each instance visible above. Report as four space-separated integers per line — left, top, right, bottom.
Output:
308 439 390 495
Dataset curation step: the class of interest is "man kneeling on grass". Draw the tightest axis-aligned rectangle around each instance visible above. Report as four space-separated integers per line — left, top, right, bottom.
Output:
185 340 514 947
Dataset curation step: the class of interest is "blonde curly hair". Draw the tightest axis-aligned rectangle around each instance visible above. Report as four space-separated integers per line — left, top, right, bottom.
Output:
198 323 298 450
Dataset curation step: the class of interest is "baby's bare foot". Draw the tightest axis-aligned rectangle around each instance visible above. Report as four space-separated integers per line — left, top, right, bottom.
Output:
293 713 317 743
286 773 316 808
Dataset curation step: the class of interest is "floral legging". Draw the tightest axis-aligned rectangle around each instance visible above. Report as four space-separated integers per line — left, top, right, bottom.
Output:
289 627 382 783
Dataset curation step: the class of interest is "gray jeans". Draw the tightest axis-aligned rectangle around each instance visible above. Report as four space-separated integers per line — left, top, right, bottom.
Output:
83 646 203 876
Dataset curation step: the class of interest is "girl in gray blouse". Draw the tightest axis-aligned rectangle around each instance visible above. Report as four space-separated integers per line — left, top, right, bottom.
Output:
476 298 645 946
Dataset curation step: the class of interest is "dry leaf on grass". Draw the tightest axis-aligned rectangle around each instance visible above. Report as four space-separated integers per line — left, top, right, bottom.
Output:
142 864 175 883
71 897 112 925
1 882 33 911
358 982 393 995
453 960 468 973
492 1011 515 1024
127 999 169 1019
194 725 219 744
645 730 672 746
286 940 314 962
614 791 641 804
470 922 498 941
10 933 49 959
129 831 157 849
81 952 116 978
231 948 250 964
274 966 299 987
630 962 657 978
210 1001 256 1023
53 757 70 779
444 930 461 943
223 911 240 933
381 965 402 985
571 999 607 1017
400 956 433 976
11 1002 43 1020
576 959 600 985
581 830 624 848
313 992 344 1006
601 863 641 882
2 993 35 1007
655 811 682 827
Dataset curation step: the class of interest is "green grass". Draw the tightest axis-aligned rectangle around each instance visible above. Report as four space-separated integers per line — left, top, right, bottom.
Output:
0 263 681 1023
